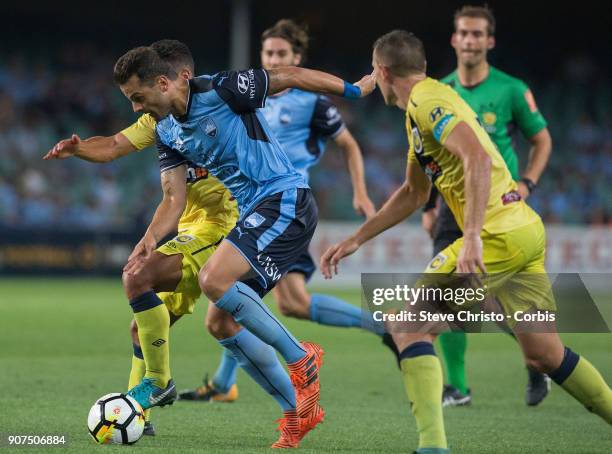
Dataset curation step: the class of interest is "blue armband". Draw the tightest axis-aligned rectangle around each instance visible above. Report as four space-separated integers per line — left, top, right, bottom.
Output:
342 81 361 99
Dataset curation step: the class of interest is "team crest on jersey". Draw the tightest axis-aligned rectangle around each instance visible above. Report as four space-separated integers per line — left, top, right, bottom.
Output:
482 112 497 126
200 117 217 138
244 212 266 229
427 253 447 271
430 107 444 122
481 112 497 133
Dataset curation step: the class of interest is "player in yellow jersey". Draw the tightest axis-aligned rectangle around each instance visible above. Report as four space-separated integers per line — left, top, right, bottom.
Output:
45 41 313 446
321 30 611 453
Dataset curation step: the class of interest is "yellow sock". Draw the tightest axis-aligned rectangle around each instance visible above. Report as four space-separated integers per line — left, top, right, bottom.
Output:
132 300 171 388
558 356 612 424
400 343 447 450
127 354 151 421
128 354 145 389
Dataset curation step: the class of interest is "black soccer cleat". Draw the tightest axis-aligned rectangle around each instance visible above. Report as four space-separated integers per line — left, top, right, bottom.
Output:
381 333 401 369
442 384 472 407
178 374 239 402
525 368 551 406
143 421 156 436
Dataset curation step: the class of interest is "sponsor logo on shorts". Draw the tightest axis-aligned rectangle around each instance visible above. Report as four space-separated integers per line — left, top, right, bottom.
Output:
257 253 282 282
175 234 195 244
235 227 248 239
244 212 266 229
428 253 447 271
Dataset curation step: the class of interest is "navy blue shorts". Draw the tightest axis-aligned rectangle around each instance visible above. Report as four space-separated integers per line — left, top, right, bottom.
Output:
226 188 318 297
286 251 316 281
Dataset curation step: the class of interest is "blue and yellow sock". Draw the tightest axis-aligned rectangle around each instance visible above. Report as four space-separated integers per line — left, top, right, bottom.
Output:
216 282 305 364
550 347 612 424
219 328 296 411
129 291 170 388
212 348 239 393
310 294 383 334
399 342 447 450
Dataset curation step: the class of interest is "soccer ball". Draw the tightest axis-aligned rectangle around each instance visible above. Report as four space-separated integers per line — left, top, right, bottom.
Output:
87 393 145 444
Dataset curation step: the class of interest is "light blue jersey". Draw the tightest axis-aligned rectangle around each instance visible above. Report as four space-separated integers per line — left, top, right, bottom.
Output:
156 70 308 218
262 89 345 183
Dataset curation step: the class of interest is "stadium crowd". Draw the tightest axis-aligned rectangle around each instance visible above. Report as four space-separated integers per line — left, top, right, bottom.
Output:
0 48 609 230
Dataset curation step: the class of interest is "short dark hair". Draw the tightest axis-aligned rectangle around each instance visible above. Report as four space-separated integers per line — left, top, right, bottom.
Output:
454 5 496 36
261 19 309 64
373 30 426 77
150 39 195 73
113 46 178 85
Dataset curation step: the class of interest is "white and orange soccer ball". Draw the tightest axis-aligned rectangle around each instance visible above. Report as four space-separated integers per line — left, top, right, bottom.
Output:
87 393 145 445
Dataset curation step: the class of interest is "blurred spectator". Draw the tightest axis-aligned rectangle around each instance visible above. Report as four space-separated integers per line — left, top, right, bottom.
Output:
0 46 609 230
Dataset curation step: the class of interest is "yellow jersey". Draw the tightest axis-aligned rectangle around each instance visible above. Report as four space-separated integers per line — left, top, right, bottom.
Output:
121 114 238 230
406 78 540 234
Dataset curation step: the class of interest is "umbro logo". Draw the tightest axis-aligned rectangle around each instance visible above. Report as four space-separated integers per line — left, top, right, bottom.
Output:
152 339 166 347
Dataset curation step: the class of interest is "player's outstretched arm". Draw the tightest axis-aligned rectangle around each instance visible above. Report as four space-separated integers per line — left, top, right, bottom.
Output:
267 66 376 99
124 164 187 276
320 161 431 278
334 129 376 218
43 132 136 163
443 121 491 274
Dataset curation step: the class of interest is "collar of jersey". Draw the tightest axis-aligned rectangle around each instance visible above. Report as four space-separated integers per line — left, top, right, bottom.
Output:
457 65 492 91
175 77 216 123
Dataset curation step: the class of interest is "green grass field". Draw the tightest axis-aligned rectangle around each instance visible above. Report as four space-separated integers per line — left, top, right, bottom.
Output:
1 278 610 453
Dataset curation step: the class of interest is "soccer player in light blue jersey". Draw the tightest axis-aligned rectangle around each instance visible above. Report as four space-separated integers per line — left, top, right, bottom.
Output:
112 45 376 447
180 20 394 404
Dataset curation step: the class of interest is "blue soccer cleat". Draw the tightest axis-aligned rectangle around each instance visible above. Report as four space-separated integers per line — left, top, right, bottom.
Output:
127 378 177 410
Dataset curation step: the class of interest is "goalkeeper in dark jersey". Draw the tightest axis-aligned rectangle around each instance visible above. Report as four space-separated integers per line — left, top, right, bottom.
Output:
422 5 553 407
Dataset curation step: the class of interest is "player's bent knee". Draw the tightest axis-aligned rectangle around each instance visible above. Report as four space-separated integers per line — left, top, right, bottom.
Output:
199 268 232 301
122 269 153 300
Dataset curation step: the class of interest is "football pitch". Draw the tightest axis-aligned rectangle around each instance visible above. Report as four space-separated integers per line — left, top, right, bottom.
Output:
1 278 610 453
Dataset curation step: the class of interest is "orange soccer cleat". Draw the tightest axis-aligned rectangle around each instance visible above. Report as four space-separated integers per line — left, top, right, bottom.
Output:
288 342 325 423
271 411 300 448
